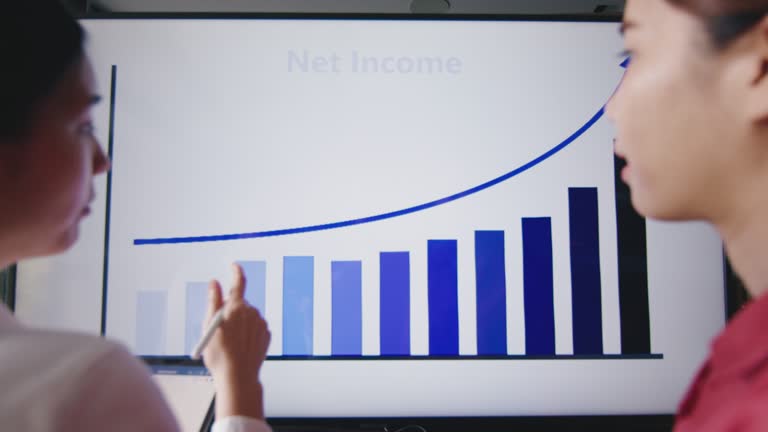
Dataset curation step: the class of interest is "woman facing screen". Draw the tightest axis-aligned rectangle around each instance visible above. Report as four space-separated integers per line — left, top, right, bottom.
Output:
0 2 271 431
610 0 768 430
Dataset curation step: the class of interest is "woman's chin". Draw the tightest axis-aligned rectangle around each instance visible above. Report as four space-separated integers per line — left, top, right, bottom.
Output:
631 191 694 222
48 225 80 255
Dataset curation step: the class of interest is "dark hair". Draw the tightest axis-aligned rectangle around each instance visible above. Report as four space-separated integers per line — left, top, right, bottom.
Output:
668 0 768 48
0 1 85 139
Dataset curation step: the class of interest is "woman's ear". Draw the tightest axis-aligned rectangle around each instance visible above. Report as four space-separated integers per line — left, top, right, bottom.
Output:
743 16 768 125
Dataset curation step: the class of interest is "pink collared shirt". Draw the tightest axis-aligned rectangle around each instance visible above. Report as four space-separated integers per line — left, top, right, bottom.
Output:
675 293 768 431
0 305 270 432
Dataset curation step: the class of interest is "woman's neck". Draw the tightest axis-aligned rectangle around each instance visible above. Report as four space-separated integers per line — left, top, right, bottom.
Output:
719 204 768 299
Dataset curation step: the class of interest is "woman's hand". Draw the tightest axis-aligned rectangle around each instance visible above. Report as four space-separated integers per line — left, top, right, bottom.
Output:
202 263 271 420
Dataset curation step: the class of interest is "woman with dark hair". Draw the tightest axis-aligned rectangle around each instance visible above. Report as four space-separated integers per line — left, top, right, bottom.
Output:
610 0 768 430
0 2 271 431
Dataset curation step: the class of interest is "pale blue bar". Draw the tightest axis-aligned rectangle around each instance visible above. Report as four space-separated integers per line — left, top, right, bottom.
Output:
185 282 209 355
136 291 167 355
238 261 267 314
283 256 314 356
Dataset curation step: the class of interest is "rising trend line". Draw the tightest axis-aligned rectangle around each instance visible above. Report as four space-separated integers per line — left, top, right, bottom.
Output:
134 106 606 246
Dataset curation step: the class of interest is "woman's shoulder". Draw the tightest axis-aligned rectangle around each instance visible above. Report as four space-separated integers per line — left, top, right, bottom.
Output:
0 326 175 431
0 325 148 402
0 325 131 368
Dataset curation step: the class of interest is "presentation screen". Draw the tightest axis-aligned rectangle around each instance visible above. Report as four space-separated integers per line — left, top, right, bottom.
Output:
23 18 727 419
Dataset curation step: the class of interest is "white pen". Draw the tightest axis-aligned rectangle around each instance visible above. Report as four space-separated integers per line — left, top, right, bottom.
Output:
190 306 225 360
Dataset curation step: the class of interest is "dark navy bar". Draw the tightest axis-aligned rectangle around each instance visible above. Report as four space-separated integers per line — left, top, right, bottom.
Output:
522 218 556 356
475 231 508 355
569 188 604 355
614 156 652 354
380 252 411 356
428 240 459 356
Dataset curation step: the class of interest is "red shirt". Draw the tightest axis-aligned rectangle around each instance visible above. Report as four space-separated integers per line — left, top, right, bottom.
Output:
675 293 768 431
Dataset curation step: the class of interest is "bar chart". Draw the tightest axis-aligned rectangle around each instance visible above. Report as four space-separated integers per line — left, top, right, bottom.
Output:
133 184 657 360
102 39 664 361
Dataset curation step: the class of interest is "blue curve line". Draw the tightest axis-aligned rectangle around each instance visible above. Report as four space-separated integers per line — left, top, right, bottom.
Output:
134 107 605 246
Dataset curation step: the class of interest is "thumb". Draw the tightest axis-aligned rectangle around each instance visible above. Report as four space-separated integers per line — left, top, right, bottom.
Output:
205 279 224 324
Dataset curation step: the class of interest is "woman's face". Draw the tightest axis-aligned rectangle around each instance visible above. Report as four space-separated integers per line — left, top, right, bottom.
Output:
0 56 109 261
607 0 768 222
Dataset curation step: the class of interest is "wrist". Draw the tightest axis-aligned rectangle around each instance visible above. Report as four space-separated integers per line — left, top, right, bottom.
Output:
214 376 265 421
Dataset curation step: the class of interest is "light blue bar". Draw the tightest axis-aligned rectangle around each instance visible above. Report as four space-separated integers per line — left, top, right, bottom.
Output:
185 282 209 355
283 256 314 356
238 261 267 314
332 261 363 356
136 291 167 355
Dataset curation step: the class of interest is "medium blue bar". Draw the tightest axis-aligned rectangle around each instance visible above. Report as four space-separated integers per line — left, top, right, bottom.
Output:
185 282 209 355
522 218 556 356
475 231 508 355
136 291 167 355
380 252 411 356
428 240 459 356
238 261 267 315
283 256 314 356
332 261 363 356
569 188 604 355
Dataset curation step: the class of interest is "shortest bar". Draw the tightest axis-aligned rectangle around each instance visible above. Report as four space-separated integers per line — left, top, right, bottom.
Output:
136 291 168 355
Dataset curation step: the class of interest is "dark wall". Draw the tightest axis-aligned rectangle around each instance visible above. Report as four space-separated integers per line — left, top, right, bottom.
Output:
62 0 88 13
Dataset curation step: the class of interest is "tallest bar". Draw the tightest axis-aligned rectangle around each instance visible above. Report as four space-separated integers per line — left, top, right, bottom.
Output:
614 156 652 354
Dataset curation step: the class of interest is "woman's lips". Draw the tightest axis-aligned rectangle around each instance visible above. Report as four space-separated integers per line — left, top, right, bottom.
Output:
614 139 631 183
621 164 631 183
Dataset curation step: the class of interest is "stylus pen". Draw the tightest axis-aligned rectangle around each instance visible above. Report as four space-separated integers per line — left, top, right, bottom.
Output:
190 307 225 360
